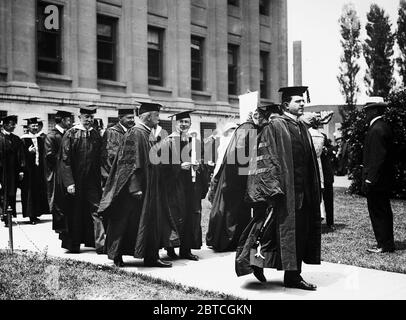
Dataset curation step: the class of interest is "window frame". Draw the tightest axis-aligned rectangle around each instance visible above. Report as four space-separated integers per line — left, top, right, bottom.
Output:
259 0 270 16
36 0 63 74
97 15 118 81
228 44 239 96
148 27 164 86
260 51 269 99
191 36 204 92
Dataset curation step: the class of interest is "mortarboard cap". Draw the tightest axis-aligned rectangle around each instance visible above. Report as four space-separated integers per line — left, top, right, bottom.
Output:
55 110 73 118
117 106 136 117
137 102 162 116
169 110 193 121
1 115 18 124
80 105 97 114
24 117 40 125
279 86 310 103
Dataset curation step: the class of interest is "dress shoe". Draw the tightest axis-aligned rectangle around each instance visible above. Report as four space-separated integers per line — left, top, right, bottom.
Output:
367 247 395 253
166 248 179 260
144 259 172 268
285 279 317 291
327 225 336 232
114 256 124 267
66 247 80 254
252 266 267 283
179 252 199 261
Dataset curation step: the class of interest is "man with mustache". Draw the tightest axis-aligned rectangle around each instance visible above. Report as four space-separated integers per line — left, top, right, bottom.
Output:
236 86 321 291
55 105 104 253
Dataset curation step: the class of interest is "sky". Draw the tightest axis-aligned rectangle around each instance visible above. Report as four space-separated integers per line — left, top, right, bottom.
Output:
287 0 400 106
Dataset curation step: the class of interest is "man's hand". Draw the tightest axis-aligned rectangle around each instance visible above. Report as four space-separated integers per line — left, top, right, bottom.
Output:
132 191 143 200
181 162 192 170
19 172 24 181
28 145 37 153
67 184 76 195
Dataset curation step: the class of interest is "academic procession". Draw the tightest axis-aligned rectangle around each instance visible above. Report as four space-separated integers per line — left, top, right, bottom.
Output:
2 84 400 292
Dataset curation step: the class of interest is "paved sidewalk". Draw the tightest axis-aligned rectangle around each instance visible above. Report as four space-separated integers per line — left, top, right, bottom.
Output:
1 213 406 300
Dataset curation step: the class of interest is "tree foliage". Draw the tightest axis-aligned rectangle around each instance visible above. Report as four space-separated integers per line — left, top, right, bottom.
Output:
337 3 362 112
396 0 406 86
341 89 406 198
363 4 395 98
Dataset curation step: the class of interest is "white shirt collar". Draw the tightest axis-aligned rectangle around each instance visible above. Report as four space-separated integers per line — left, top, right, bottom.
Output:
1 129 10 136
139 122 152 132
73 123 93 131
284 112 298 121
55 125 65 134
370 116 383 127
119 122 128 133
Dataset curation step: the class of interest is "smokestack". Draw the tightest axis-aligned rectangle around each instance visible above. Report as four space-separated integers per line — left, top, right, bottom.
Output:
293 40 302 86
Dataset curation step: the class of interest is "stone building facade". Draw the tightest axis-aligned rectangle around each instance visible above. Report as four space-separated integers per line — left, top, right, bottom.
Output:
0 0 287 136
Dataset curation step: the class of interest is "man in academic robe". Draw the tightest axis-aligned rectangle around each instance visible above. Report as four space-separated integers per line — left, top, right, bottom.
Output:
98 103 177 267
362 98 395 253
206 104 277 252
0 115 25 227
160 111 209 261
101 107 135 187
21 117 49 224
236 86 321 291
45 110 73 216
55 106 104 253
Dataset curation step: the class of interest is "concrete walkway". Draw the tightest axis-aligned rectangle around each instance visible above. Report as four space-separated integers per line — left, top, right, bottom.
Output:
1 212 406 300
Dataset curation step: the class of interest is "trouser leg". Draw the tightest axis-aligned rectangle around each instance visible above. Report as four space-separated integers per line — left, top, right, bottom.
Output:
367 191 394 250
324 185 334 226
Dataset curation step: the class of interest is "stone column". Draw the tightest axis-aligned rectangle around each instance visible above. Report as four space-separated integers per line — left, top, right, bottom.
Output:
128 0 149 98
208 0 228 103
176 0 191 100
74 0 99 100
270 0 288 101
241 0 260 93
7 0 39 95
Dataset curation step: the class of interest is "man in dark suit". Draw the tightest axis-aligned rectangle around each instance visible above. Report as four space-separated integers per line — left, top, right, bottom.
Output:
321 134 335 230
362 98 395 253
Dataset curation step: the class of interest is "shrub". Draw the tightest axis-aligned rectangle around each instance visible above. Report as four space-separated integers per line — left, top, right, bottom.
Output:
341 89 406 198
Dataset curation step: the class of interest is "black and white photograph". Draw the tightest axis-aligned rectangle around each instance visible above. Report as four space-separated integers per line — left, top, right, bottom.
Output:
1 0 406 307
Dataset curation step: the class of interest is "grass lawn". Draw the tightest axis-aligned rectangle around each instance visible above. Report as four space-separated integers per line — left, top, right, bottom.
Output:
0 251 240 300
202 188 406 274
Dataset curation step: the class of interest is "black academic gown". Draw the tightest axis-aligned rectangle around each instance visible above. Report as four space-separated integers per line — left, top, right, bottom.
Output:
160 132 209 251
101 123 126 187
21 134 49 219
0 131 25 216
55 126 102 250
98 123 178 260
206 122 257 252
236 114 321 277
45 127 64 213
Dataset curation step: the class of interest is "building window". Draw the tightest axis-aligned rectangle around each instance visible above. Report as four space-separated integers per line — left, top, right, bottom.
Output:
228 0 239 6
97 15 117 81
259 0 270 16
148 27 164 86
228 44 239 95
37 1 62 74
191 36 204 91
260 51 269 99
